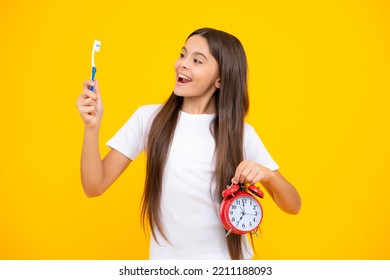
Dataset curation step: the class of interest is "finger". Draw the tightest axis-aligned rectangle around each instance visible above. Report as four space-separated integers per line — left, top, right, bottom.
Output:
78 105 97 115
83 80 96 90
232 161 245 184
79 88 97 102
239 172 249 184
77 97 96 110
255 167 273 184
82 97 97 107
252 173 265 185
244 169 259 185
77 96 97 109
232 161 250 184
81 81 98 99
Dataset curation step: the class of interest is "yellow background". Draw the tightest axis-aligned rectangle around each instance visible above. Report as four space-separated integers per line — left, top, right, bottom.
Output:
0 0 389 259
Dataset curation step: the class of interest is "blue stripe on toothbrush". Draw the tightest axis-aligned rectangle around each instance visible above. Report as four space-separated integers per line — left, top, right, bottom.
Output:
90 66 97 91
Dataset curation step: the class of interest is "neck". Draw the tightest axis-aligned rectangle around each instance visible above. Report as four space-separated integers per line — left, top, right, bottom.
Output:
181 96 216 114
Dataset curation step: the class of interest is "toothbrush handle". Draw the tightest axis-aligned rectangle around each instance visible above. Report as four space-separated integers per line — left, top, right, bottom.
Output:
90 66 97 91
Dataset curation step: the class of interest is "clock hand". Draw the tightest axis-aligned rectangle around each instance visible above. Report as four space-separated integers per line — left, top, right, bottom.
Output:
236 212 245 227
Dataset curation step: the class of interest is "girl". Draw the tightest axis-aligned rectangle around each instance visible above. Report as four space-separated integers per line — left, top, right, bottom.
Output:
76 28 301 260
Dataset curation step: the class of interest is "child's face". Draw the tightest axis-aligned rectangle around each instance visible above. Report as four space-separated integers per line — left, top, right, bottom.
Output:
173 35 220 102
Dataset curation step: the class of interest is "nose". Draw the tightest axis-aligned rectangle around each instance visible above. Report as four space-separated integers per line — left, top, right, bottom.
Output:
178 57 189 70
180 61 189 70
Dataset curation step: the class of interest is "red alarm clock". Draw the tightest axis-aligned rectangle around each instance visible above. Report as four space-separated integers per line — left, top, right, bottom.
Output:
220 184 264 236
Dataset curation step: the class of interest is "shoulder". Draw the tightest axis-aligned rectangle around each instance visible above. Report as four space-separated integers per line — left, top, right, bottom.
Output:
243 122 279 170
243 122 263 145
134 104 162 117
244 122 257 137
130 104 162 123
119 104 162 131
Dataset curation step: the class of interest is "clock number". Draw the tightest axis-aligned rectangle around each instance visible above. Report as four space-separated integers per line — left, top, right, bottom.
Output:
232 205 237 210
242 223 246 229
232 217 235 222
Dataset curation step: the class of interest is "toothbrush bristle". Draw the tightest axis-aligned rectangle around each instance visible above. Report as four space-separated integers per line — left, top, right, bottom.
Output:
93 40 101 52
91 39 101 68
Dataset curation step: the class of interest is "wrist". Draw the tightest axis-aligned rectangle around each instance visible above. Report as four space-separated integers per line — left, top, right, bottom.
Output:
84 124 101 136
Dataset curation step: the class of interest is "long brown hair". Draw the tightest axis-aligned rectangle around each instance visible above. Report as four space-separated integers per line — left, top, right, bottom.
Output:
141 28 249 259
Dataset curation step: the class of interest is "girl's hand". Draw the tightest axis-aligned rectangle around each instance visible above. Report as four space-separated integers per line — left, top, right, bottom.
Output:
233 160 301 214
76 80 104 128
232 160 272 185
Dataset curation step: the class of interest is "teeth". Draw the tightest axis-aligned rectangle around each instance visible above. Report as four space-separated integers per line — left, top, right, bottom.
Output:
178 74 191 81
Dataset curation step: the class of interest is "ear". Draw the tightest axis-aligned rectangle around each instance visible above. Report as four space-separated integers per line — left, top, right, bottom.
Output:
215 79 221 89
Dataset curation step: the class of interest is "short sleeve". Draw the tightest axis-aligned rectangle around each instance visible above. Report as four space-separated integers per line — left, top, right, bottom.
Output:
106 105 160 160
243 123 279 171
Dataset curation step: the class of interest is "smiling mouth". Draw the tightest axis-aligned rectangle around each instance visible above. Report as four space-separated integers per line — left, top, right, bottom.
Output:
177 73 192 83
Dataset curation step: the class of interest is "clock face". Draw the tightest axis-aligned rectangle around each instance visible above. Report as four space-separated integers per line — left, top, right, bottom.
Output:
226 194 262 233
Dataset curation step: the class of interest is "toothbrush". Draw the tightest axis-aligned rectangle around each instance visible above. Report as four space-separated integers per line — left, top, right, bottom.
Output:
90 40 101 91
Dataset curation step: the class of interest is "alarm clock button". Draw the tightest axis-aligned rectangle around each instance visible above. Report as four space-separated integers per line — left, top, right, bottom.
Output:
248 185 264 198
222 184 240 198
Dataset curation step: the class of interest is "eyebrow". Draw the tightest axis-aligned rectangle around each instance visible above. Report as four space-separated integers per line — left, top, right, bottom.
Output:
182 47 208 61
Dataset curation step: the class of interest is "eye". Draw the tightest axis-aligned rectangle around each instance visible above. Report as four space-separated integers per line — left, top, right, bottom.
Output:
194 59 203 64
179 53 185 58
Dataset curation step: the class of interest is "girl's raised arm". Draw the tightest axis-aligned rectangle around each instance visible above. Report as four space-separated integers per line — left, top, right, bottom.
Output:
77 81 131 197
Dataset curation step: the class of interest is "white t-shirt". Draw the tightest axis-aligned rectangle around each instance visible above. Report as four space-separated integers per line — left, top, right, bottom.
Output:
106 104 279 259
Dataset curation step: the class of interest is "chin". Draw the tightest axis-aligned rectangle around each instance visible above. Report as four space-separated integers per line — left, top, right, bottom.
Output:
173 88 186 97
